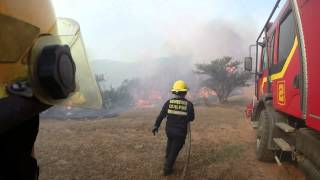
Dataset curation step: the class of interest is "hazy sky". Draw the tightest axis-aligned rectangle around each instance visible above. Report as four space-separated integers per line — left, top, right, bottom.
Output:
51 0 281 62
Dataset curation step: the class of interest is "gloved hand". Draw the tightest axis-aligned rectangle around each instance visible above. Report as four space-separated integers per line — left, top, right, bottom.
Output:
152 127 158 136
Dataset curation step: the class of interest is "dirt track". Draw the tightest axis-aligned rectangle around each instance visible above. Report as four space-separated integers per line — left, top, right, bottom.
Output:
36 96 305 180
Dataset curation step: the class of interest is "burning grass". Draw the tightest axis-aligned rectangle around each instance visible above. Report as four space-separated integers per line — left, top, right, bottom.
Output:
35 95 304 180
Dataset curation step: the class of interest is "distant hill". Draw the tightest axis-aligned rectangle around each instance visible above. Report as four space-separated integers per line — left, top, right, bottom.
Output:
90 57 195 88
90 60 142 88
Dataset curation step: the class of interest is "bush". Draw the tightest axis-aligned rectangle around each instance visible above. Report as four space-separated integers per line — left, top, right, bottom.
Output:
195 57 251 103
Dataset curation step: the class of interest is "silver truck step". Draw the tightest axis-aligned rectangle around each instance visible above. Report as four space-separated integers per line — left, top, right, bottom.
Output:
274 155 282 166
273 138 292 151
251 121 258 129
275 122 295 133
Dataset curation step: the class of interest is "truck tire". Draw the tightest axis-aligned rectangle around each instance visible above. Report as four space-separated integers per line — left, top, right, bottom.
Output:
296 128 320 170
256 109 274 162
298 156 320 180
251 103 258 122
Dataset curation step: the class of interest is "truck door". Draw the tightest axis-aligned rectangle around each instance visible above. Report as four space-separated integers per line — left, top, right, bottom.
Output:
269 10 302 118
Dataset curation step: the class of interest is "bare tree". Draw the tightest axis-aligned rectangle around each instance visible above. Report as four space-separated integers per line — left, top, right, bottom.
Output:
195 56 251 103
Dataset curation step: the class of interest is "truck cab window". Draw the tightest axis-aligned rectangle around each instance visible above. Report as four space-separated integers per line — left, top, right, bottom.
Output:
278 11 295 65
261 47 268 71
269 34 275 66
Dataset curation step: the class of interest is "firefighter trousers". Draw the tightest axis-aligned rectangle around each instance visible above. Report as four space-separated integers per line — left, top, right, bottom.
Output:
164 134 186 171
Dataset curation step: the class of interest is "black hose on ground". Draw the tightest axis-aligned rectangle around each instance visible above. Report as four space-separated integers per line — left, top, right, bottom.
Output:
180 123 191 180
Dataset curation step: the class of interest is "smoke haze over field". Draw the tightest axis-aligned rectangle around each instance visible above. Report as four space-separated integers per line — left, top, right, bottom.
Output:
51 0 284 106
91 17 257 90
52 0 279 62
163 18 258 63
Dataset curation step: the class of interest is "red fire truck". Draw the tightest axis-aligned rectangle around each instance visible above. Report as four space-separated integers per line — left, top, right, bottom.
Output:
245 0 320 179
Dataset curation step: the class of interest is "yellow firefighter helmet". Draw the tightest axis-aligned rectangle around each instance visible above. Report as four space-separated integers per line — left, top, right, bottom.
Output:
0 0 102 108
171 80 188 93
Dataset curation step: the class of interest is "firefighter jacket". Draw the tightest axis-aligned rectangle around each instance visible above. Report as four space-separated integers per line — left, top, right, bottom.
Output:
154 96 194 137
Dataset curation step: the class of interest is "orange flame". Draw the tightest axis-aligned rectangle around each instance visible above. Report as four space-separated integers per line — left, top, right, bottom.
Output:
135 90 163 108
198 87 216 98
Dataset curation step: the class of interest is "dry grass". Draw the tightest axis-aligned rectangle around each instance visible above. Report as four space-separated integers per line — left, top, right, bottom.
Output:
35 95 305 180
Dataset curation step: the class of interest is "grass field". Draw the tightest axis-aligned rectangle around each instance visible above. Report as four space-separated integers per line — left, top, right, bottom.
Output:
35 95 305 180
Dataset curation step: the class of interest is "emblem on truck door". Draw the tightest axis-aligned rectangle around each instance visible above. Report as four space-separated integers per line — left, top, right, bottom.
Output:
277 81 285 105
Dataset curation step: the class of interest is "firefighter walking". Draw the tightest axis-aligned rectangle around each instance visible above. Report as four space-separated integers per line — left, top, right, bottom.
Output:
152 80 195 176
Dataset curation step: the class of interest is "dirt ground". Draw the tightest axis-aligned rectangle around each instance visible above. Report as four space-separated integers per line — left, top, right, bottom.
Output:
36 95 305 180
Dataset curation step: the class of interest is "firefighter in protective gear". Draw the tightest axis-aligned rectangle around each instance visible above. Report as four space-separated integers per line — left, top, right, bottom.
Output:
152 80 195 176
0 0 102 179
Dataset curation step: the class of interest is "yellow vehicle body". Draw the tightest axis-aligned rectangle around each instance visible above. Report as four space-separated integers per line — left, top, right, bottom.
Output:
0 0 102 108
0 0 55 98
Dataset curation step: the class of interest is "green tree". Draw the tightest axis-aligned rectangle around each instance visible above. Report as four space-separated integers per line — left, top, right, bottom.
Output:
195 56 251 103
95 74 135 110
103 80 134 109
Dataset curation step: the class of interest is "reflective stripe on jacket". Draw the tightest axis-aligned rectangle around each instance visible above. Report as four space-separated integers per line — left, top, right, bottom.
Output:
154 97 194 137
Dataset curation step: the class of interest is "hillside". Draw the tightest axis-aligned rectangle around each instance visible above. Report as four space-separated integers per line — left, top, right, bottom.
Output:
90 57 196 88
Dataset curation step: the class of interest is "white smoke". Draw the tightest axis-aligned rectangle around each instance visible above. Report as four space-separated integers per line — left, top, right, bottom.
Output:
162 18 258 63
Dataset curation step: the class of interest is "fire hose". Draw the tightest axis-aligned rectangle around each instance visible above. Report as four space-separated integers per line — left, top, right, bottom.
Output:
180 123 191 180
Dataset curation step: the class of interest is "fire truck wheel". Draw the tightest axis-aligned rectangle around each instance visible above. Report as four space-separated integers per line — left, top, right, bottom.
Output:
251 103 258 122
256 109 274 162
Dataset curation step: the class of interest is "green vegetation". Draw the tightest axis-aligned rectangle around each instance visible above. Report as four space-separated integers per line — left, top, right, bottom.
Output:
195 56 251 103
